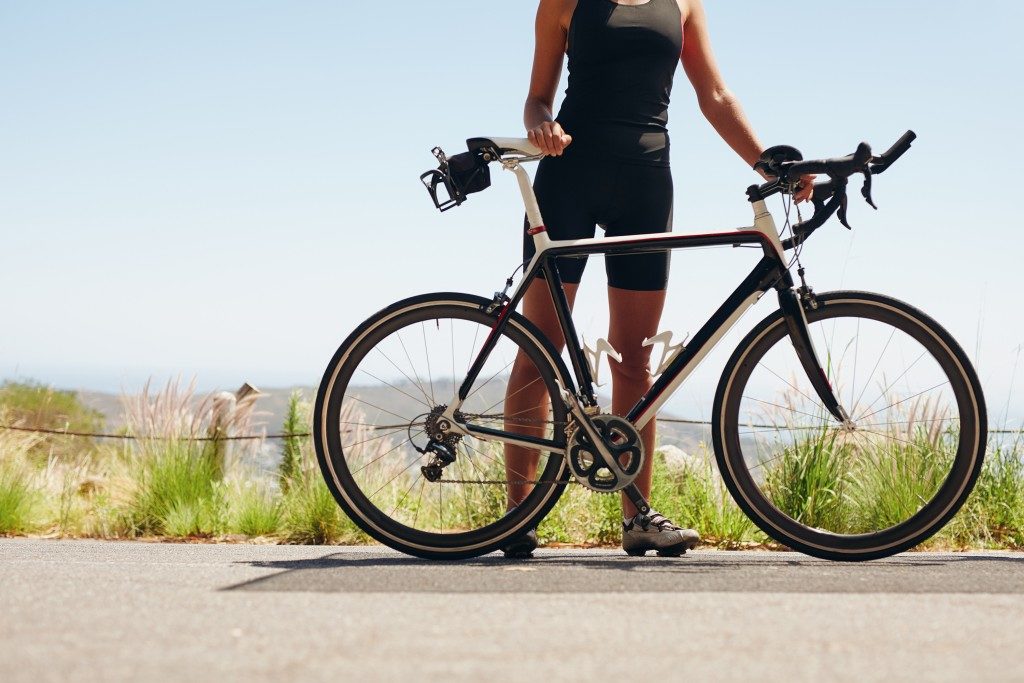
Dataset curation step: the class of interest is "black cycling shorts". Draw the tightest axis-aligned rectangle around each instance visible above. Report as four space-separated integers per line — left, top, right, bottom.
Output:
522 149 673 291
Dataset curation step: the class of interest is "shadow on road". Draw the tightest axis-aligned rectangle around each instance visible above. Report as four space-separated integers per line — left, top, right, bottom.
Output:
223 549 1024 595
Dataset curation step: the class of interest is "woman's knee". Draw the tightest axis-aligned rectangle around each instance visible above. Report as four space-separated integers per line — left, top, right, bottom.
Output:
610 343 655 384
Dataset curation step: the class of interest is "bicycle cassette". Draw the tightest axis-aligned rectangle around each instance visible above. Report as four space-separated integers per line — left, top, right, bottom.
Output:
567 414 645 493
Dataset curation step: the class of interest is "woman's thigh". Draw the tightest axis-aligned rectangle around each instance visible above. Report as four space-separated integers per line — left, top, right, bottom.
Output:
600 163 674 292
522 153 598 285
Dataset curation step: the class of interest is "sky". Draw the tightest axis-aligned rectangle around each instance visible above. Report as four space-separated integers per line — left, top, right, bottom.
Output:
2 1 1023 423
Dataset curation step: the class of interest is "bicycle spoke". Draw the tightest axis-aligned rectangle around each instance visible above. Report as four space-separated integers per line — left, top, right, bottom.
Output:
855 381 951 423
476 375 546 421
851 326 896 417
756 362 820 408
395 329 434 406
742 396 834 424
390 472 422 519
857 349 928 420
356 368 433 411
373 345 434 407
463 356 517 405
343 426 410 452
351 430 424 476
851 318 860 410
421 321 436 404
369 455 423 499
347 395 418 425
451 318 457 401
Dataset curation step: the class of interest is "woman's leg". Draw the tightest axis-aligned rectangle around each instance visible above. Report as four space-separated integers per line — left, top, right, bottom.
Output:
504 278 579 509
606 285 668 518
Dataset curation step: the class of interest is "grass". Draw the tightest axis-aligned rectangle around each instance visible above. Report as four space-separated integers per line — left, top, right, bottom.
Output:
0 380 104 461
0 382 1021 550
228 482 282 538
0 457 39 534
125 440 223 537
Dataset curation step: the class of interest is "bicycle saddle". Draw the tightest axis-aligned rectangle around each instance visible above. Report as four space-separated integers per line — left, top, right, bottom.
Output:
466 137 543 157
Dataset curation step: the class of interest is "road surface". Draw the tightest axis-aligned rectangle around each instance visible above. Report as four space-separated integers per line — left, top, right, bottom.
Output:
1 539 1022 682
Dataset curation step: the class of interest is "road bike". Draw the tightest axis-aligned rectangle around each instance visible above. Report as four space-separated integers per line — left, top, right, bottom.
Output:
313 131 987 561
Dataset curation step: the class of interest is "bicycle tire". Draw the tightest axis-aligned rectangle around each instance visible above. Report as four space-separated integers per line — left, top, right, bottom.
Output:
713 291 987 561
314 292 573 560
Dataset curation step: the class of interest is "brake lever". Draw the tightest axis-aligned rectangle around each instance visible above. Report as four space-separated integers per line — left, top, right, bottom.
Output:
837 194 853 230
861 166 878 210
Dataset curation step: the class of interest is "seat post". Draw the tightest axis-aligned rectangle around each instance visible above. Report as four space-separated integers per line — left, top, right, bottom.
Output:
508 162 551 253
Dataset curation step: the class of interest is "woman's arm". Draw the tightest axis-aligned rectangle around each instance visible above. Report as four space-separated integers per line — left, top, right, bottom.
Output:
524 0 573 156
680 0 813 201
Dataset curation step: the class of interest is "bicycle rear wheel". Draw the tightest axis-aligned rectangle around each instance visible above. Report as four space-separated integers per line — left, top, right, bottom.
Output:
314 293 571 559
713 291 986 561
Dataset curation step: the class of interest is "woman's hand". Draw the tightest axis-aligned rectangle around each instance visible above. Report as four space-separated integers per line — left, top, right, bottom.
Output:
756 166 816 204
528 121 573 156
794 175 815 204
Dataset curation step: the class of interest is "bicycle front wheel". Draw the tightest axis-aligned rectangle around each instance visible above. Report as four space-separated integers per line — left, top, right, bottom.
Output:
313 293 571 559
713 291 986 561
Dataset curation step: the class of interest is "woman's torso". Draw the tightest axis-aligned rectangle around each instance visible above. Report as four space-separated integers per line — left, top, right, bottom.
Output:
555 0 684 167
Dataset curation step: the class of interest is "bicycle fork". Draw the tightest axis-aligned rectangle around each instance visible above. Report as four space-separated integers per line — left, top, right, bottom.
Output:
778 288 855 427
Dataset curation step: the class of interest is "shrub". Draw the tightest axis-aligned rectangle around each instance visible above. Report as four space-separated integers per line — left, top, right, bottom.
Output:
125 441 223 537
227 482 282 538
0 457 38 534
0 380 104 460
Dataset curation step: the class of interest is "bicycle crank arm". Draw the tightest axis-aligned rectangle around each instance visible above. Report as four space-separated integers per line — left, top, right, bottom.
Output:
778 290 854 426
621 483 651 516
557 383 632 483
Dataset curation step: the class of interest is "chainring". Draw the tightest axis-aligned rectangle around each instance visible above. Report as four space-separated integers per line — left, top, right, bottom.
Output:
567 414 645 493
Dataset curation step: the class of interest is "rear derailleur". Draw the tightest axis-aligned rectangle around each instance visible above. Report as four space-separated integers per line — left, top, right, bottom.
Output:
416 405 464 482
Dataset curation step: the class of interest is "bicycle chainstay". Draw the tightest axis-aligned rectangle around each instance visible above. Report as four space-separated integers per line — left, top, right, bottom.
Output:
434 411 601 489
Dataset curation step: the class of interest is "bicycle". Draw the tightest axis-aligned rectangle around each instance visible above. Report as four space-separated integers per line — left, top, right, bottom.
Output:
313 131 987 561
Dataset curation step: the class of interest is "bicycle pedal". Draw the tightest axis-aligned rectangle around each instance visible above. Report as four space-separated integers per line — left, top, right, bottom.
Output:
655 548 686 558
625 549 648 557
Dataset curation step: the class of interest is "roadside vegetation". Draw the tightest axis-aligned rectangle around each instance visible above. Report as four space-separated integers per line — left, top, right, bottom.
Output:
0 379 1021 550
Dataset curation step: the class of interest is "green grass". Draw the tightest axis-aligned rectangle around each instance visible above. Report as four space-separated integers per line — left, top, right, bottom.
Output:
0 457 38 534
125 441 223 537
227 483 282 538
281 473 368 545
764 429 851 532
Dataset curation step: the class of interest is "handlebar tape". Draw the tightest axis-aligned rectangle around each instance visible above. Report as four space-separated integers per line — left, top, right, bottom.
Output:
783 143 873 182
871 130 917 175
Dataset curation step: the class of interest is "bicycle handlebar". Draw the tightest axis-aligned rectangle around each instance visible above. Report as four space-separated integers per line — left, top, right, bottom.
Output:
748 130 917 250
780 142 874 183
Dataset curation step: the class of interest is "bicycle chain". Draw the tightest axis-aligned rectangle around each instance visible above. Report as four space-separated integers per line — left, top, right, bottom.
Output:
438 478 581 486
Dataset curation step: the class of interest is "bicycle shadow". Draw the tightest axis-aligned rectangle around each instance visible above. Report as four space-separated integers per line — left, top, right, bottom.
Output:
222 548 1023 595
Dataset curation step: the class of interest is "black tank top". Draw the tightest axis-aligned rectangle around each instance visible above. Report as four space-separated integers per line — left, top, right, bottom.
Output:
555 0 683 167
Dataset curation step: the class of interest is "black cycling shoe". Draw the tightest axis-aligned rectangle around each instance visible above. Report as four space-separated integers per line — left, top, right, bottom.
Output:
500 528 538 559
622 511 700 557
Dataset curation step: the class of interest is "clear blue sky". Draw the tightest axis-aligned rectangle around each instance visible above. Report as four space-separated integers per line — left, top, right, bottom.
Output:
2 1 1022 422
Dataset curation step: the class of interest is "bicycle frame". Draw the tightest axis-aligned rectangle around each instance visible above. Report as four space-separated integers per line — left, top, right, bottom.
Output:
438 154 848 481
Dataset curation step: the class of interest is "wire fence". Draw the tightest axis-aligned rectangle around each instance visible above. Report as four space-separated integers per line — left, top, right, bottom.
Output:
1 417 1020 441
0 424 310 441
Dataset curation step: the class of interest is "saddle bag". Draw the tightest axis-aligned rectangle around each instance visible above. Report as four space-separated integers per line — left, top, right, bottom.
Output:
420 147 492 212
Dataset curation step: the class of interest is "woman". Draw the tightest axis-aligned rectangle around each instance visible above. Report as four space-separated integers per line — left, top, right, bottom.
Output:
501 0 812 558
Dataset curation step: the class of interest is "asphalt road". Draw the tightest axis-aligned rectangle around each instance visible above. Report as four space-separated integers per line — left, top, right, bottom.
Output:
1 540 1022 682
